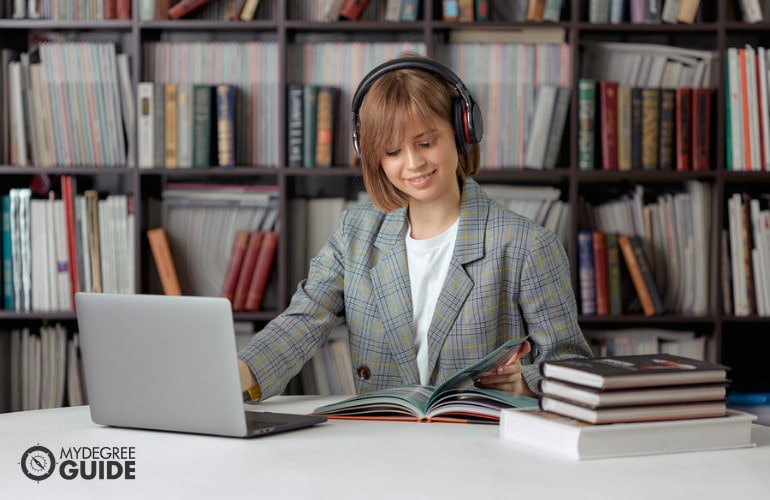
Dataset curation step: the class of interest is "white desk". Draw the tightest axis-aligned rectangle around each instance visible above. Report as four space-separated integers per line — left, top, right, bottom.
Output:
2 396 769 500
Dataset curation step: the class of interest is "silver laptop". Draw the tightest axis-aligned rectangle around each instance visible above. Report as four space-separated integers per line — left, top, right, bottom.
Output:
74 292 326 438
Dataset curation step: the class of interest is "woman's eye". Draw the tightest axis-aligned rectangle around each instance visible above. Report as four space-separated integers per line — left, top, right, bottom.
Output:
385 149 400 157
419 141 432 148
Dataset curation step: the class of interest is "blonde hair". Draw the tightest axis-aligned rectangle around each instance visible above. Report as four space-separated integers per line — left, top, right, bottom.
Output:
357 59 480 212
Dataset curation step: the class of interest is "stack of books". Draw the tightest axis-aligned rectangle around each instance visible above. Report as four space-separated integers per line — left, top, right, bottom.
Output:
499 354 758 459
538 353 730 424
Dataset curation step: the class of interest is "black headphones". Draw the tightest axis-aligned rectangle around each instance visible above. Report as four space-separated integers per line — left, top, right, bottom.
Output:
350 57 483 159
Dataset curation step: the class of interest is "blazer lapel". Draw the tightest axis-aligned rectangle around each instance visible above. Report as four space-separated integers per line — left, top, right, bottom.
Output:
371 208 420 385
425 179 488 376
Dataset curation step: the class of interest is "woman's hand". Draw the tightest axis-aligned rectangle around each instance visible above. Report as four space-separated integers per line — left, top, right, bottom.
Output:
475 340 536 396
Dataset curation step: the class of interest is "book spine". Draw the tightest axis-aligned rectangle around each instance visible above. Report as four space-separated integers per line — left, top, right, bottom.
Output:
153 83 166 168
244 230 278 311
286 84 304 167
227 0 247 20
176 83 193 169
442 0 459 21
240 0 262 21
232 231 263 311
339 0 369 20
599 80 619 170
216 84 236 168
618 235 663 316
457 0 474 21
641 87 660 170
400 0 419 21
475 0 490 21
616 85 632 170
605 232 623 315
104 0 117 19
164 83 178 169
116 0 131 18
146 228 182 296
220 230 250 302
692 87 711 171
658 87 676 170
168 0 212 19
542 86 571 169
675 87 692 171
526 0 546 22
578 79 596 170
592 231 609 316
61 176 79 306
192 85 212 168
302 85 318 168
136 82 155 169
2 195 13 310
578 230 596 316
315 86 338 167
630 86 644 169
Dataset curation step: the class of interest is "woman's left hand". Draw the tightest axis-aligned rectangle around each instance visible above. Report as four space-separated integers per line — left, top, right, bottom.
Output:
475 340 536 396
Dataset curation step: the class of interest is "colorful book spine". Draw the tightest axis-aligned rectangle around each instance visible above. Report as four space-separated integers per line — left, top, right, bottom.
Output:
578 79 596 170
658 88 676 170
640 88 660 170
599 80 618 171
578 230 596 316
675 87 692 171
192 85 213 168
216 84 236 168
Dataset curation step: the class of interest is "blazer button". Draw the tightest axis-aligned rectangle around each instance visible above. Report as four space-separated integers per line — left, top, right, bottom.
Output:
356 366 372 380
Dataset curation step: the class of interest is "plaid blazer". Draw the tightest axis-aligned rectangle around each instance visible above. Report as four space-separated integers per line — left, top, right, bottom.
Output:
239 178 591 398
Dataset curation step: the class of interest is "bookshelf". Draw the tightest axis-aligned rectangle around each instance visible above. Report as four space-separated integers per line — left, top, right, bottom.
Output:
2 0 770 410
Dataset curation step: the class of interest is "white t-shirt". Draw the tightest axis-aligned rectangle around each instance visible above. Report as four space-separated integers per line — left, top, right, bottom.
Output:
406 218 460 385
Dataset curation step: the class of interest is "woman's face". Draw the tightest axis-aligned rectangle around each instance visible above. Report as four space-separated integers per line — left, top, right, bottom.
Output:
379 117 460 208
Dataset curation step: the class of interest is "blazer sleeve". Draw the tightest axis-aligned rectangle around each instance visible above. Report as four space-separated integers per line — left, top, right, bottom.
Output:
237 210 350 399
518 226 592 394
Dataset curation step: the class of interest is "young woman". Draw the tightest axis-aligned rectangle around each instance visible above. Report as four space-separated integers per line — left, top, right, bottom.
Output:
238 55 591 400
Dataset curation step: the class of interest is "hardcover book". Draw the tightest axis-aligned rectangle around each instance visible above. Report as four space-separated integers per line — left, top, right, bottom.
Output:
500 408 756 460
541 353 729 390
540 378 727 408
313 338 537 422
540 396 727 424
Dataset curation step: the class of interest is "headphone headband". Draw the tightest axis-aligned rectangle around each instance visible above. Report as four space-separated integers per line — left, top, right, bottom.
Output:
350 57 483 159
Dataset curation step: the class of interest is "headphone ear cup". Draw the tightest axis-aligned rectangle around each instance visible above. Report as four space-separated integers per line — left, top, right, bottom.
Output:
466 99 483 144
452 96 471 153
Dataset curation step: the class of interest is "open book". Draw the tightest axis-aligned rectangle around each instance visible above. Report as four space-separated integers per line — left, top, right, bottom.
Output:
312 338 538 423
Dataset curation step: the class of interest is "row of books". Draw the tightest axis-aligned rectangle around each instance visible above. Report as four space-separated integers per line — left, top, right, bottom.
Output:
137 82 240 169
2 0 130 19
724 192 770 317
133 0 267 20
588 0 703 24
726 45 770 172
501 353 757 460
219 227 278 312
155 183 279 300
3 325 88 413
286 84 341 168
579 80 712 171
578 231 665 317
579 181 713 316
3 42 133 168
583 327 708 360
435 42 571 169
2 180 135 313
146 40 281 167
300 325 356 396
480 184 569 249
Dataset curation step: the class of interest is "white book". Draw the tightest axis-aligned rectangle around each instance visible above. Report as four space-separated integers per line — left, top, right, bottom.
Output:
117 53 136 167
137 82 155 168
8 61 28 167
524 85 558 170
500 408 757 460
739 0 764 23
660 0 682 23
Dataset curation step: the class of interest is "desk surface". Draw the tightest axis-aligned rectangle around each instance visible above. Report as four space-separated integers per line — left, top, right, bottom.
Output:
2 396 769 500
